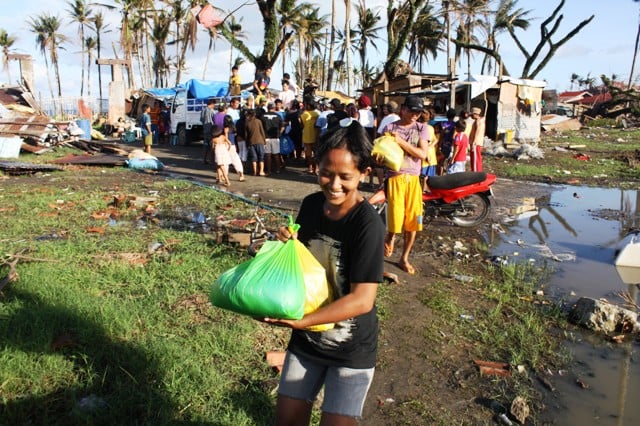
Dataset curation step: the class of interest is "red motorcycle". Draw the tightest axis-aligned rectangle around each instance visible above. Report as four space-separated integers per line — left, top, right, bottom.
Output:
369 171 497 228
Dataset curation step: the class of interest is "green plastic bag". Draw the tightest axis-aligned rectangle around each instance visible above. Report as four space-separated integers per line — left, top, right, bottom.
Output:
211 239 307 319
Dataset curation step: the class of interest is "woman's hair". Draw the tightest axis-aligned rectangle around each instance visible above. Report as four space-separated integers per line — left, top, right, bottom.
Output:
345 103 359 119
211 125 224 138
315 119 372 172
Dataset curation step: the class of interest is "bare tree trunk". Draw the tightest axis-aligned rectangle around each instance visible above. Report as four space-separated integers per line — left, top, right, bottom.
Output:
345 0 352 96
628 19 640 89
326 0 336 91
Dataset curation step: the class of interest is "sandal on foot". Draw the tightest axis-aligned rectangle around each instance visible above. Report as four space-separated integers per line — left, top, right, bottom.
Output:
398 261 416 275
384 241 394 258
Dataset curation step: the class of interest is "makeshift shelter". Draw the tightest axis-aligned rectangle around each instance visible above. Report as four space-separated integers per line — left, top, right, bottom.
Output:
479 76 547 144
360 72 452 113
361 72 546 143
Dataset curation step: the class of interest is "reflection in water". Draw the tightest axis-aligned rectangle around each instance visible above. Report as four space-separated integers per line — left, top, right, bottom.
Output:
616 284 637 426
491 185 639 425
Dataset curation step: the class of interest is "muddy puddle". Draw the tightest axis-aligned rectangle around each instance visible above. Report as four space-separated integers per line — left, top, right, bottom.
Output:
490 185 639 425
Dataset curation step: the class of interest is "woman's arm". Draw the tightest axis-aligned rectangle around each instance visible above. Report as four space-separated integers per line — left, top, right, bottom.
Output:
265 282 378 329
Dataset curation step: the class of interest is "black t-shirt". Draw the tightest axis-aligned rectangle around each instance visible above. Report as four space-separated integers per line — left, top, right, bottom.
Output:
326 110 348 130
288 192 385 369
261 112 282 138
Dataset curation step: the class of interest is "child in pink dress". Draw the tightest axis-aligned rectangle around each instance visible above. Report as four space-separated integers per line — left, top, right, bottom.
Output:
212 125 231 186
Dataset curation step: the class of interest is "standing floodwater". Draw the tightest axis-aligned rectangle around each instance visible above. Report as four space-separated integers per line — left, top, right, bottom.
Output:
491 185 639 425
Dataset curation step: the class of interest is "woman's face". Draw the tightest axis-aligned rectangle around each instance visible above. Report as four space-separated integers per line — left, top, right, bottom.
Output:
317 147 363 213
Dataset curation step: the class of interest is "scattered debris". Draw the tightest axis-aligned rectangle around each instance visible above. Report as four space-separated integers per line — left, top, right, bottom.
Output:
576 377 590 389
474 359 511 377
0 161 64 175
569 297 640 334
538 375 556 392
453 274 474 283
510 396 530 424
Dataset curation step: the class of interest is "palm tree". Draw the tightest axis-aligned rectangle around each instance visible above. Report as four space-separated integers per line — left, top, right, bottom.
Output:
344 0 353 95
570 72 579 90
326 0 337 91
28 13 67 97
484 0 530 74
383 0 427 79
90 12 110 110
150 11 172 87
67 0 93 96
277 0 313 80
165 0 198 86
629 1 640 89
0 29 17 84
451 0 490 81
224 15 246 72
407 3 444 73
352 0 383 85
85 36 97 96
202 26 218 80
299 7 327 80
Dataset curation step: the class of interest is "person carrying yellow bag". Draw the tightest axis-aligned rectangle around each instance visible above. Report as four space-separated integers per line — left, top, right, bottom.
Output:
265 119 385 426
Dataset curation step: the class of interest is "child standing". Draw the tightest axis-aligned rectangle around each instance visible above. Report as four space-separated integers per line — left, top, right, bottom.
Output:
138 104 153 154
267 120 385 426
447 120 469 174
211 125 231 186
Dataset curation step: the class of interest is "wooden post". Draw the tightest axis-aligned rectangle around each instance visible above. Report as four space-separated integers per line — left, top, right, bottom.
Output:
7 54 34 94
96 59 131 124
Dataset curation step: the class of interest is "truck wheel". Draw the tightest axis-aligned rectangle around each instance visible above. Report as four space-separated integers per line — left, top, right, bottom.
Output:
177 125 187 146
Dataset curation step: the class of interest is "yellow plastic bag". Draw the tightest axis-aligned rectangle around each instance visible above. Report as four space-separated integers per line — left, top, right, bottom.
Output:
372 134 404 171
296 241 334 331
211 217 334 331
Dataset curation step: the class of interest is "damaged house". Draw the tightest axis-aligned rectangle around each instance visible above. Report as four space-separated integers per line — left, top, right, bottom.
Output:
361 73 546 144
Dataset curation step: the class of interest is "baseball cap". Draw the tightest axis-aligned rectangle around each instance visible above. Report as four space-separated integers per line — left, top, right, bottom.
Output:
403 95 424 112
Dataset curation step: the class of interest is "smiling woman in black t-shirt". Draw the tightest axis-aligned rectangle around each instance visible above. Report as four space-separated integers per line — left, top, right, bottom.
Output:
265 120 385 426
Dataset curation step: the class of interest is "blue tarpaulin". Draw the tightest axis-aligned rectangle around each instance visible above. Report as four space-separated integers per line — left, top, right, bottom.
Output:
184 79 229 99
143 87 177 99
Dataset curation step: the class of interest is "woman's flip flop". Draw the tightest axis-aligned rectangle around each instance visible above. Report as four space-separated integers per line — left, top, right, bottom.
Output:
398 261 416 275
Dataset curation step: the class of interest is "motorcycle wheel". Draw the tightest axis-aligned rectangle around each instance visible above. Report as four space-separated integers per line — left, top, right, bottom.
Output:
451 193 490 227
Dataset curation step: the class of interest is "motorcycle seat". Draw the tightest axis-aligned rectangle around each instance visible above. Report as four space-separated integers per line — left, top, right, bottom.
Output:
427 172 487 190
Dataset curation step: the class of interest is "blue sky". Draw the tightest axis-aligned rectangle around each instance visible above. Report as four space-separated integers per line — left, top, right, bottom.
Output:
0 0 637 98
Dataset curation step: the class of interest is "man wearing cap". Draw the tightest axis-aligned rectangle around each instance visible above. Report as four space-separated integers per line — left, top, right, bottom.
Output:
469 107 486 171
381 95 430 275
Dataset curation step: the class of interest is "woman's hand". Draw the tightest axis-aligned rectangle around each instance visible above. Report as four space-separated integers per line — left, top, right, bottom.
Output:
276 225 297 242
263 317 302 329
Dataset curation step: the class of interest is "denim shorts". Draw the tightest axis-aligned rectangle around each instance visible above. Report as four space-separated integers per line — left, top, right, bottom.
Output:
247 144 265 162
278 351 375 418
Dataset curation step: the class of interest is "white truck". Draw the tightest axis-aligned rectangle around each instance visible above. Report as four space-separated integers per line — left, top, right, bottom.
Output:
168 79 229 145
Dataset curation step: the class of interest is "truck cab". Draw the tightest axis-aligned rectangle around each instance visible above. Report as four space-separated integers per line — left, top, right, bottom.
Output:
169 80 231 145
170 87 208 145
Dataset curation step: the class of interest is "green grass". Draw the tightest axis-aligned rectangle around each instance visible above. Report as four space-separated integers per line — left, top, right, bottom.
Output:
0 170 289 425
485 127 640 186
